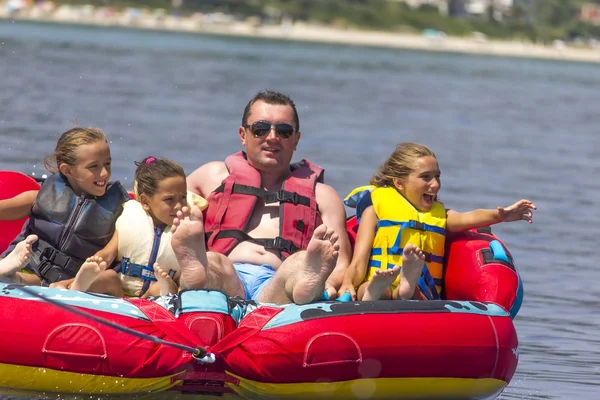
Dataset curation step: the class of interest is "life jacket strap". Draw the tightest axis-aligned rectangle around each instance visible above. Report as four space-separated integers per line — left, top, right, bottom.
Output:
378 219 446 236
38 247 80 283
213 230 301 256
417 265 441 300
213 184 311 207
370 247 444 265
117 257 157 281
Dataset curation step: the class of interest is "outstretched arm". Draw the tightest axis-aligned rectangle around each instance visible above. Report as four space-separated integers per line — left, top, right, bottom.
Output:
0 190 38 221
316 183 352 299
446 199 536 232
339 205 378 301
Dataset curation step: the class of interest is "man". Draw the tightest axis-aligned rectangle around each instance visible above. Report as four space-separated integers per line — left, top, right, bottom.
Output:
174 90 351 304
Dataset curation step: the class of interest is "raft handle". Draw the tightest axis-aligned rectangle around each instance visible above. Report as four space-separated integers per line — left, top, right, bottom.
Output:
481 241 515 271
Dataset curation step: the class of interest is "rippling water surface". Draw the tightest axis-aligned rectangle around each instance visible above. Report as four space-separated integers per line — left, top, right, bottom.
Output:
1 20 599 400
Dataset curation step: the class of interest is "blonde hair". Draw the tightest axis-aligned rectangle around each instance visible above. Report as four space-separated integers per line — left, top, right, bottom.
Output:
370 142 437 187
43 127 108 173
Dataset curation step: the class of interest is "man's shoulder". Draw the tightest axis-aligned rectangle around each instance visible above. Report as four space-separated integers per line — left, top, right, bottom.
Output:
199 161 228 174
187 161 229 196
315 182 343 208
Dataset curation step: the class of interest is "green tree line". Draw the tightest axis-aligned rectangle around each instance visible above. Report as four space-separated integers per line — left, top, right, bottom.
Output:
52 0 600 42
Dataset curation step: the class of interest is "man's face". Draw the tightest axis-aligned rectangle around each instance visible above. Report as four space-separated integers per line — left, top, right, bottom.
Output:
239 100 301 173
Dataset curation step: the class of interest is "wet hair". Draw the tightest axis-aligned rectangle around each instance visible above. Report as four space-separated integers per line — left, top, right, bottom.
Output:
370 142 437 187
43 127 107 173
133 156 186 200
241 90 300 131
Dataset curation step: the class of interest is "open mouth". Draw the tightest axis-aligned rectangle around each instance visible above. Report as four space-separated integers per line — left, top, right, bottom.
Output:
94 181 106 187
423 193 436 205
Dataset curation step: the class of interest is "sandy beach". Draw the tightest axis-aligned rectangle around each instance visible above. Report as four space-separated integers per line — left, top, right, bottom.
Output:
3 4 600 64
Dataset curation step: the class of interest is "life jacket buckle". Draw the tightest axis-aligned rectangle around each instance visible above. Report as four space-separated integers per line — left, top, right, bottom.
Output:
278 190 298 205
412 220 425 231
120 257 157 281
40 247 56 262
266 237 293 254
265 190 298 205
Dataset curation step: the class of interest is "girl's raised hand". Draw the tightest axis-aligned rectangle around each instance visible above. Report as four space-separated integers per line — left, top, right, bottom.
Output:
498 199 537 223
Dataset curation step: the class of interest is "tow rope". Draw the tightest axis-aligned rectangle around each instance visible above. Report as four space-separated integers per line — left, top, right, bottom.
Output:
1 279 215 364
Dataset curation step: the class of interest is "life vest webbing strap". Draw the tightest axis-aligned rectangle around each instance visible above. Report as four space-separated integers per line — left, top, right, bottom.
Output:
213 183 311 207
417 265 441 300
378 219 446 235
118 258 157 281
37 246 81 280
372 246 444 265
213 230 301 256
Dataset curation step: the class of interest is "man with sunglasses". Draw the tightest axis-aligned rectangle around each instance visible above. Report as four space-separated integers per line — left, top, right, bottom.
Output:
177 90 351 305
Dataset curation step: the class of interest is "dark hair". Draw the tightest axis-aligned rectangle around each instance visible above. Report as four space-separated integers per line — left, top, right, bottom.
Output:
133 156 186 200
241 90 300 131
370 142 437 187
43 127 107 173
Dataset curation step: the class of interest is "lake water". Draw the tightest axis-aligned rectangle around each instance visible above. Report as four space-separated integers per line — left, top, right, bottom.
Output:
1 19 599 400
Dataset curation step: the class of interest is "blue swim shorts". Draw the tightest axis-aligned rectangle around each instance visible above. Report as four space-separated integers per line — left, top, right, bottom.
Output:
233 262 275 301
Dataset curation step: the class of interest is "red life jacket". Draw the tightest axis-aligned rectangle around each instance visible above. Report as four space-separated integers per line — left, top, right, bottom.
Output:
205 151 324 259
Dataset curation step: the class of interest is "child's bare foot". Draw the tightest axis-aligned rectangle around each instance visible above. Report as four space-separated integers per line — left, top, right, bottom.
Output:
171 206 210 290
153 263 178 295
362 266 401 301
396 244 426 300
289 224 340 305
71 256 107 292
0 235 38 282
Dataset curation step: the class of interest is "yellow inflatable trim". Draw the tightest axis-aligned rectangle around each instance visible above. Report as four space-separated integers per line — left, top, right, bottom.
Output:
227 373 506 400
0 362 182 395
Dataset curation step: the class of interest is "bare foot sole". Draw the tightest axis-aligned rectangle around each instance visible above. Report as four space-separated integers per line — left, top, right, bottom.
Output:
71 256 107 292
292 224 340 305
362 266 401 301
153 263 178 295
0 234 38 281
397 244 426 300
171 206 209 290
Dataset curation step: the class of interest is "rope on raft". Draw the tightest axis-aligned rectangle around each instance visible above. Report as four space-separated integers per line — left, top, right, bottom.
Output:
2 278 216 363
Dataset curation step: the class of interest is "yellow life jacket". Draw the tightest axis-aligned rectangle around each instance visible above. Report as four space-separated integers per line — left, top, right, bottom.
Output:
116 191 207 297
347 186 447 298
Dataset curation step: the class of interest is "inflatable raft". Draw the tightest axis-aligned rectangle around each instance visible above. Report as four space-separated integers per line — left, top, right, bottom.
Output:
0 171 523 399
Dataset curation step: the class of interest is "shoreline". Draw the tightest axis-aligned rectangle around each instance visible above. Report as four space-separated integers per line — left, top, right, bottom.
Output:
3 9 600 64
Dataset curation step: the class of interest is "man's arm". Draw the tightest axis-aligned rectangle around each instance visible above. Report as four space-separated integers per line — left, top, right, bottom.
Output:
186 161 228 198
0 190 38 220
315 182 352 299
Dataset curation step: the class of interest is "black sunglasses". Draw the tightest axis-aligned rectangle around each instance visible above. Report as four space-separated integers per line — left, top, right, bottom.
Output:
245 121 296 139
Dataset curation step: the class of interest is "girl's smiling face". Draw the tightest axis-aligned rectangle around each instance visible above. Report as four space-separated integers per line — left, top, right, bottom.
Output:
393 155 441 211
60 140 111 197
